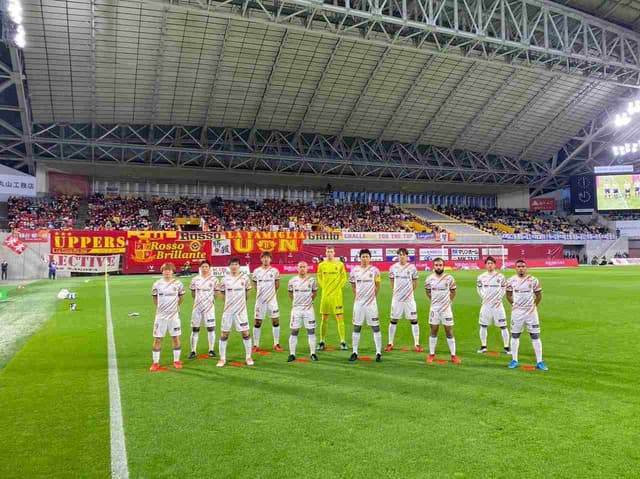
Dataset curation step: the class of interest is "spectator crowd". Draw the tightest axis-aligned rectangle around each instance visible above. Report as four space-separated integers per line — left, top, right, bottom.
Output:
8 195 79 230
436 206 610 235
86 194 152 231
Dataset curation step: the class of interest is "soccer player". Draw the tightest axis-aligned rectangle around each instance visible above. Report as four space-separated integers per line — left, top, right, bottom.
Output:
317 246 348 350
424 257 461 364
385 248 422 352
287 261 319 362
477 256 510 354
506 259 548 371
604 180 611 199
613 183 620 199
150 262 185 371
634 178 640 198
188 260 219 360
349 249 383 362
216 257 254 368
252 252 283 353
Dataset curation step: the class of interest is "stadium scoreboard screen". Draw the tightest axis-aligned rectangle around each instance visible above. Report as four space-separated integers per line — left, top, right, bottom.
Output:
595 174 640 211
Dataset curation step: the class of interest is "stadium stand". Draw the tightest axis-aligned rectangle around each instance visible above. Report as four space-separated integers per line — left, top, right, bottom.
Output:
85 195 152 231
435 206 610 236
151 197 214 230
8 195 79 230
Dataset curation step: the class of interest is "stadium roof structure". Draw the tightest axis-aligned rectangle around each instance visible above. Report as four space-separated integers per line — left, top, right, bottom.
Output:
3 0 640 193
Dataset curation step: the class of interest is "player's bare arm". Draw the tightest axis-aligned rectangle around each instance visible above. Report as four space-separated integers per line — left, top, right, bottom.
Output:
535 290 542 305
506 290 513 304
412 278 417 291
275 278 280 291
450 288 456 301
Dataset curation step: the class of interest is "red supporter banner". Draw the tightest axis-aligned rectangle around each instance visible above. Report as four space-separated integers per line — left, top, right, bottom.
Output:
51 230 127 254
529 198 556 212
124 230 212 274
48 172 90 198
16 229 49 243
225 231 305 254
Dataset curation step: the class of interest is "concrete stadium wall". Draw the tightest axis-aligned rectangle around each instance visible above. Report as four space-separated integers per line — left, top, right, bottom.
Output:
0 233 69 281
497 189 529 209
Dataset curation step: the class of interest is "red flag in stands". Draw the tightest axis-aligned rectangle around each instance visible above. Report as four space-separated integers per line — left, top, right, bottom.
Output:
3 234 27 255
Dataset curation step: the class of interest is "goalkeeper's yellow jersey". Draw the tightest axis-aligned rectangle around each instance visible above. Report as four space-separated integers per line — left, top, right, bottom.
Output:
317 259 347 297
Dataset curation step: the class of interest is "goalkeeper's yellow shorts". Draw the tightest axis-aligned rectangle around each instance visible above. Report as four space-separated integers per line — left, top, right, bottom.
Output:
320 294 344 316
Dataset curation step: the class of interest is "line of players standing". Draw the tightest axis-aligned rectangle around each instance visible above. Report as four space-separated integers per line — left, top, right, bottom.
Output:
149 246 548 372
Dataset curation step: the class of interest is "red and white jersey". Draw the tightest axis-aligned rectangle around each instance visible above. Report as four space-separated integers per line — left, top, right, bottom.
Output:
425 273 456 312
219 273 252 315
190 274 218 313
349 265 381 304
288 275 318 310
506 275 542 316
152 278 185 321
252 266 280 303
389 263 418 302
477 271 507 307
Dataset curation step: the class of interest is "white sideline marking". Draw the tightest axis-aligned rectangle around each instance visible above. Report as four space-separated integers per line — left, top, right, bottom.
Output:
105 277 129 479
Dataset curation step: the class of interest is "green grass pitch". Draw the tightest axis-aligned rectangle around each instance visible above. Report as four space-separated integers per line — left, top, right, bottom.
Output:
0 267 639 478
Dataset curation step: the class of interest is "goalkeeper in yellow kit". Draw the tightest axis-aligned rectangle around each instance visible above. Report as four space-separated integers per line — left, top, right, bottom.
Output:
317 246 348 351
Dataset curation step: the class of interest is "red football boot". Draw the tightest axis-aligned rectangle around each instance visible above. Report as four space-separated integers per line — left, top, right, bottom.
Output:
426 355 435 364
273 344 284 352
384 344 394 352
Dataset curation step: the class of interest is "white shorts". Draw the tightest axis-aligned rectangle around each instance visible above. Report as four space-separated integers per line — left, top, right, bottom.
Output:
221 310 250 332
479 304 507 327
255 299 279 320
353 301 380 327
153 316 182 338
429 308 454 327
191 308 215 328
391 299 417 321
511 312 540 335
290 307 316 330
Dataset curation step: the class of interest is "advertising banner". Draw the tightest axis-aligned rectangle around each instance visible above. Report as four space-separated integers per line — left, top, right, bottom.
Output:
341 232 416 241
615 220 640 237
529 198 556 211
384 247 416 261
50 254 120 273
349 248 383 262
50 230 127 254
3 234 27 255
124 231 212 274
0 174 36 198
418 248 449 260
16 229 49 243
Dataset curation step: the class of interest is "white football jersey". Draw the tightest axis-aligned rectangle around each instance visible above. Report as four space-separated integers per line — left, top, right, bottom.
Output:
425 273 456 312
152 278 185 321
190 274 218 313
288 275 318 310
506 275 542 316
477 271 507 307
389 263 418 302
219 274 252 315
349 265 380 304
252 266 280 303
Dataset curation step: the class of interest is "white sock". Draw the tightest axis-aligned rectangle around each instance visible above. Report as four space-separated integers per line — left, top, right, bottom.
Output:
152 349 160 364
289 335 298 356
532 338 543 363
219 339 227 361
501 328 510 348
446 336 456 356
308 333 316 354
273 325 280 345
352 331 360 354
373 331 382 355
207 330 216 351
173 348 181 362
190 332 198 352
243 336 252 358
411 323 420 346
388 322 397 345
429 336 437 355
480 327 488 347
511 336 520 361
253 326 261 347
